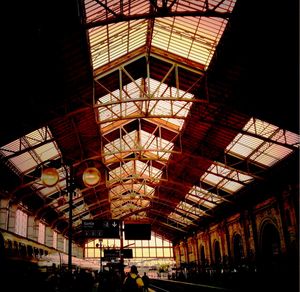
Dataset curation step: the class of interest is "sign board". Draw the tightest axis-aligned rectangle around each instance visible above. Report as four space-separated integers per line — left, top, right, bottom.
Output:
103 249 133 259
124 223 151 240
104 249 120 258
121 249 133 258
82 219 120 238
101 257 119 262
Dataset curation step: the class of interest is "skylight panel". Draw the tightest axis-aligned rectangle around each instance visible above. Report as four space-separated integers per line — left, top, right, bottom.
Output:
168 212 193 226
34 143 60 161
226 133 263 158
176 201 206 219
103 129 174 164
226 118 300 167
9 152 38 174
0 127 61 175
148 99 191 117
103 130 138 163
140 130 174 160
88 19 147 70
110 183 155 201
135 160 163 179
186 186 222 209
97 77 193 131
175 0 205 12
108 160 163 184
97 79 144 126
176 207 199 220
174 0 236 12
128 20 148 51
111 197 150 218
201 163 254 194
152 15 229 69
85 0 236 68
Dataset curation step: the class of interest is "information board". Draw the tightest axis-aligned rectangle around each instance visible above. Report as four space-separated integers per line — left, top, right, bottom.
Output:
82 219 120 238
104 249 133 258
124 223 151 240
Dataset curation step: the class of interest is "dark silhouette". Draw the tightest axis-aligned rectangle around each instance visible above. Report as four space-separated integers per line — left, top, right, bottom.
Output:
123 265 144 292
141 272 150 292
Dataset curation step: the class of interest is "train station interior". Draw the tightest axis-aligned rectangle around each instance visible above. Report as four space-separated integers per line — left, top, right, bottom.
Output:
0 0 299 291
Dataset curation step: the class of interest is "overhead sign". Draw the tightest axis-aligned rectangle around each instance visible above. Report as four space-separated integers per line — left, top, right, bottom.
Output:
104 249 133 259
82 219 120 239
122 249 133 258
124 223 151 240
104 249 120 258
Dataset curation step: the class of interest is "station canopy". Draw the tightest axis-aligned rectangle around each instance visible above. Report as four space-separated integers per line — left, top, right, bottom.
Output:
0 0 298 244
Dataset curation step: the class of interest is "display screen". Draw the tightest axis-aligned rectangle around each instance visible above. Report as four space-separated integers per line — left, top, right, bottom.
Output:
124 223 151 240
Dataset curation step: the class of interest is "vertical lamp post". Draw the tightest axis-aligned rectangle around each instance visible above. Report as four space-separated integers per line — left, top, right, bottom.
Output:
41 162 101 272
120 221 124 270
67 165 75 271
96 239 103 272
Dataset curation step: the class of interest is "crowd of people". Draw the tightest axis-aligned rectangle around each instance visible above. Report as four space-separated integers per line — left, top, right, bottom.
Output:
0 262 151 292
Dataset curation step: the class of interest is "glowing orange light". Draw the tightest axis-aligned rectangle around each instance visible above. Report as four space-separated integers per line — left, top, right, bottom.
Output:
82 167 101 188
41 167 59 187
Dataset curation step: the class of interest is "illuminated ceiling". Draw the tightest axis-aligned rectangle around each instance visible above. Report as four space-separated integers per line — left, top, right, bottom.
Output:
0 0 298 244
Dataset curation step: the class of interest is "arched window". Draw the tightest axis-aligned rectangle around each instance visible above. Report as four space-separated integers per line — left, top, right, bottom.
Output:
260 222 281 272
214 241 221 264
200 245 205 265
233 234 244 265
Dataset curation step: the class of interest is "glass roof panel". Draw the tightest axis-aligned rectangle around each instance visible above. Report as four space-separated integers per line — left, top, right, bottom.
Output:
108 160 163 184
152 15 229 69
226 118 300 167
111 196 150 219
186 185 222 209
9 152 38 174
85 0 150 23
176 201 206 219
85 0 236 70
89 19 148 69
103 129 174 164
97 78 193 132
110 183 155 200
174 0 235 13
175 208 199 220
0 127 61 175
168 212 193 226
201 163 254 194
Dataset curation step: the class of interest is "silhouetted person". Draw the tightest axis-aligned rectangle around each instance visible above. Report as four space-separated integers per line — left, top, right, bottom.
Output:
142 272 150 292
123 265 144 291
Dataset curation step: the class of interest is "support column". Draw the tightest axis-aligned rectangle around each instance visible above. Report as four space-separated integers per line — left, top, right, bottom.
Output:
119 222 123 273
27 216 39 241
241 210 251 257
194 235 200 270
249 209 259 270
208 231 213 265
224 221 231 259
67 165 75 271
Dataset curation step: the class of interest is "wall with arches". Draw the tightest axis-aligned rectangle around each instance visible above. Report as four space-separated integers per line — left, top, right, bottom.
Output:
173 184 298 275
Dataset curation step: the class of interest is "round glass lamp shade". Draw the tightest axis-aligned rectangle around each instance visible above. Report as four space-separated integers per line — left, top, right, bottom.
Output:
41 167 59 187
82 167 101 188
